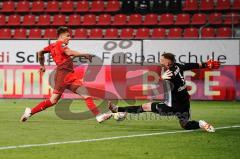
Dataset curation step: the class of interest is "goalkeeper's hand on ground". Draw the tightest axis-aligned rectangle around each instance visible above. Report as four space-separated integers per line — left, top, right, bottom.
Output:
202 59 221 69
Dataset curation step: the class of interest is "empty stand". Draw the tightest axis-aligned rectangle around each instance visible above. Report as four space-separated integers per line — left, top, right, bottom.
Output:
200 27 215 38
120 28 134 39
97 14 111 25
81 14 96 25
158 13 174 26
135 28 150 39
37 14 51 26
175 13 190 25
183 28 199 38
112 14 127 25
74 28 88 39
28 28 42 38
105 28 119 39
167 28 183 38
13 28 27 39
216 27 232 37
16 1 30 12
31 0 44 12
151 28 166 38
143 14 158 25
0 28 12 39
183 0 198 11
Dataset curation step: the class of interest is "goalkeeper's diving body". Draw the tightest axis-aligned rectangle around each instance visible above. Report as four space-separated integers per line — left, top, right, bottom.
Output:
109 53 221 132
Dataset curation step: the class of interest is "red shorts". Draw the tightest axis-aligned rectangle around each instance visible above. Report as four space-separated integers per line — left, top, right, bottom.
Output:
53 69 83 95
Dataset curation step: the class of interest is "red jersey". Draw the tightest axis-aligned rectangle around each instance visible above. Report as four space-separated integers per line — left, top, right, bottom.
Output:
43 40 71 66
43 40 82 94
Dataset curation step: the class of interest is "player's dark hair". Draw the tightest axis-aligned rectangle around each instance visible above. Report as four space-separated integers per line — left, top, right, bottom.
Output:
161 52 176 63
57 26 69 37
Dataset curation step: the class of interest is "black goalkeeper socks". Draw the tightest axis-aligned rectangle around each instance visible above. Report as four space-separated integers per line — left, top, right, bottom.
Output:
184 121 200 130
118 106 144 113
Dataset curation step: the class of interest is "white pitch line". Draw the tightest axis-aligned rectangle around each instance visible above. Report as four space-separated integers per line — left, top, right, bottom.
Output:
0 125 239 151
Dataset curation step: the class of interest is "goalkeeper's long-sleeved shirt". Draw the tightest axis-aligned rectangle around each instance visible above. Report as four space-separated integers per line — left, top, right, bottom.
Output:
162 63 201 107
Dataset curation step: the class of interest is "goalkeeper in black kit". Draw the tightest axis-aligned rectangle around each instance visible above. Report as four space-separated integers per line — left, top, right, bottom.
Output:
108 53 221 132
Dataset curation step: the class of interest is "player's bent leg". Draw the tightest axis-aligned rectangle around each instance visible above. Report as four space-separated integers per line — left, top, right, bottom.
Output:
177 112 215 132
75 86 100 116
74 86 112 123
20 93 61 122
176 111 200 130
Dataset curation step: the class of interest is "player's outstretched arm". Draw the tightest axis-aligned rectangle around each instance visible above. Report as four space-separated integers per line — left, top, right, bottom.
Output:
179 59 221 71
200 59 221 69
65 49 92 61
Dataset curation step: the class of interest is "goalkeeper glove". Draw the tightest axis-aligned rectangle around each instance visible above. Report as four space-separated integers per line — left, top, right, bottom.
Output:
202 59 220 69
161 70 173 80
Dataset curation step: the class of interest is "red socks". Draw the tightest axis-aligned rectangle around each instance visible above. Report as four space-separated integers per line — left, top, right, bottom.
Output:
31 98 99 116
85 97 100 116
31 100 54 115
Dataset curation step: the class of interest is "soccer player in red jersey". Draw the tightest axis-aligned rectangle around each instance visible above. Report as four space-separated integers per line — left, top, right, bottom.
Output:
20 27 111 123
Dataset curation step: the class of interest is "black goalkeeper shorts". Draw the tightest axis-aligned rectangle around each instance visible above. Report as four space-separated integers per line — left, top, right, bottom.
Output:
151 101 190 121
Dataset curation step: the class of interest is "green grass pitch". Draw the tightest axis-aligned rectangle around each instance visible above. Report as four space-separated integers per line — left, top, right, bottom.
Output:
0 99 239 159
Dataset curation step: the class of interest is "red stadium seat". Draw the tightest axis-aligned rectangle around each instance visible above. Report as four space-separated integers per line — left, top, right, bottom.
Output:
43 28 57 39
151 28 166 38
208 13 223 25
97 14 111 25
0 14 6 26
199 0 214 11
128 14 142 25
105 28 119 39
16 1 30 12
75 1 89 12
31 0 44 12
216 0 231 10
224 13 240 25
46 1 59 12
22 15 36 26
37 15 51 26
105 0 121 12
112 14 127 25
143 14 158 25
135 28 150 39
191 13 207 25
158 13 174 26
82 14 96 26
216 27 232 37
120 28 134 39
90 1 104 12
175 13 190 25
167 28 183 38
0 28 12 39
89 28 103 39
61 1 74 12
1 1 14 12
7 15 21 26
13 28 27 39
200 27 215 38
52 14 66 26
183 28 199 38
68 14 81 26
232 0 240 10
183 0 198 11
29 29 42 38
74 28 88 39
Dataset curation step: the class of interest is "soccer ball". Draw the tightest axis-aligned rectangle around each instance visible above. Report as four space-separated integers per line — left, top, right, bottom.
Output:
113 112 127 121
